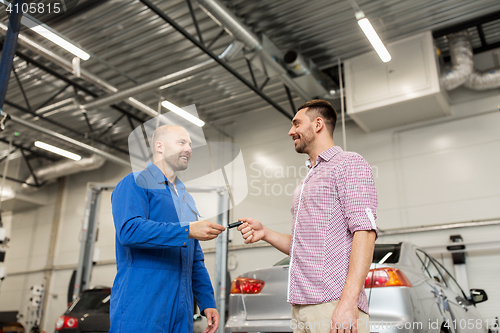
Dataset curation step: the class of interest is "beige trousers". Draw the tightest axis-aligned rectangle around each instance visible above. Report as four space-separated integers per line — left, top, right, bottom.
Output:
291 300 370 333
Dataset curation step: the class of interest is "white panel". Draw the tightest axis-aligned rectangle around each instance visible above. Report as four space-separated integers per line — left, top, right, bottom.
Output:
333 123 396 163
401 141 500 210
0 274 27 311
398 112 500 158
387 37 430 95
345 31 449 131
371 161 400 211
350 52 389 104
89 264 116 288
406 196 500 227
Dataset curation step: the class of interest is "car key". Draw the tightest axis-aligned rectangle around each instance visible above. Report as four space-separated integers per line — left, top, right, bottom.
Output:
228 221 244 229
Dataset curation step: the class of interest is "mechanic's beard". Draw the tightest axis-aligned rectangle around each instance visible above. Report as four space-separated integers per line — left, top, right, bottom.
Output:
177 160 188 171
165 153 189 172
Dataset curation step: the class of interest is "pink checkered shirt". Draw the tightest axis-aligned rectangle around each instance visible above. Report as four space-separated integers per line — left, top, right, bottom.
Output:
288 146 378 314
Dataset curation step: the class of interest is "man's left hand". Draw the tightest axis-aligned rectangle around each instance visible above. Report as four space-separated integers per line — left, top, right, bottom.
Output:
330 301 359 333
203 308 220 333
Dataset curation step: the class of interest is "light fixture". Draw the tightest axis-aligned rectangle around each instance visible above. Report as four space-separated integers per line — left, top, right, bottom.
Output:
355 11 391 63
21 16 90 60
34 141 81 161
161 101 205 127
0 0 90 60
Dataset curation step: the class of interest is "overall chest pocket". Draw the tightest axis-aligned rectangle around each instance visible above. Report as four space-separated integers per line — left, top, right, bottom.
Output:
147 189 177 219
184 194 201 220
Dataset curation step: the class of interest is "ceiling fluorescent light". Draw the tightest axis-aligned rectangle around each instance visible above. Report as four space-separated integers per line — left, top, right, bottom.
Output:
356 11 391 63
0 0 88 59
161 101 205 127
20 16 90 60
34 141 82 161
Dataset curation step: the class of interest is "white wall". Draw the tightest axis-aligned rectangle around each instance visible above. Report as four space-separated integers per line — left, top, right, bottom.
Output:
0 84 499 330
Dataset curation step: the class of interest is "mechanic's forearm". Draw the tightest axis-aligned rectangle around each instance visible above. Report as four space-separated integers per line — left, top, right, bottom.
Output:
263 227 292 255
339 230 376 307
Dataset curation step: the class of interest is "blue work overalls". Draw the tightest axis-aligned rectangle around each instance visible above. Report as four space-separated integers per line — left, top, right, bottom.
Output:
109 162 216 333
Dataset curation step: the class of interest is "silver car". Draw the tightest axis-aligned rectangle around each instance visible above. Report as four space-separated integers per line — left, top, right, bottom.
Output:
225 242 491 333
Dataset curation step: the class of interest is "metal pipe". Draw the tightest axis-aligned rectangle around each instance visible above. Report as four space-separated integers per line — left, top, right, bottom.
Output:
2 111 130 167
36 98 75 115
198 0 261 51
22 154 106 189
215 189 229 333
422 240 500 254
378 218 500 236
0 0 25 109
73 185 97 300
81 59 216 111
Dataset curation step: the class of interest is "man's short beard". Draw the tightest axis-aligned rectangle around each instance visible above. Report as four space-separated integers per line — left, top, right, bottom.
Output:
295 126 315 153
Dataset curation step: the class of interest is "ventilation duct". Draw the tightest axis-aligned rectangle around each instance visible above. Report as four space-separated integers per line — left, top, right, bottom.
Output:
441 30 500 91
283 50 330 98
464 67 500 90
440 31 474 91
22 154 105 190
284 51 310 76
197 0 331 101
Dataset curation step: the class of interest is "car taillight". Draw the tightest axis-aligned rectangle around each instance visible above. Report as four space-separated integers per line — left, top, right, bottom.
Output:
230 277 265 294
364 267 412 288
55 315 78 330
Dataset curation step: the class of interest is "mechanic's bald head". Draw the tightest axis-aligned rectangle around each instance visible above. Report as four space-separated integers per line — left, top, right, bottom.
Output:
151 125 192 170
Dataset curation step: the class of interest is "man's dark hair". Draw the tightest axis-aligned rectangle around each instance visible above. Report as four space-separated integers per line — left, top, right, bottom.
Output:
297 99 338 136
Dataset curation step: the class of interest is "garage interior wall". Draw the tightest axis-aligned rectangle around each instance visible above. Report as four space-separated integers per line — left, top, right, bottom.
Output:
0 52 499 332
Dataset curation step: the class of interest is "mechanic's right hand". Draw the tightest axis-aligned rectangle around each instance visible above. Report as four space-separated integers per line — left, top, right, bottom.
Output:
237 217 265 244
189 220 226 241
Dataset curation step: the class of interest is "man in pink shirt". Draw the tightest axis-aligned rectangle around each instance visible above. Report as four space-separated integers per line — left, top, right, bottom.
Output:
238 99 378 333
